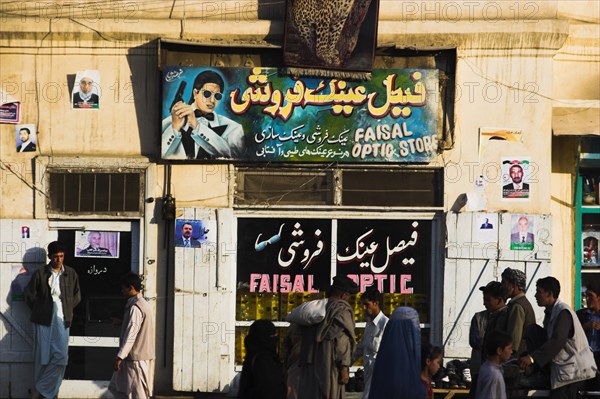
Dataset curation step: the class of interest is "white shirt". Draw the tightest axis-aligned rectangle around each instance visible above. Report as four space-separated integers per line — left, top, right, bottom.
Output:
48 267 64 320
19 140 31 152
354 311 389 399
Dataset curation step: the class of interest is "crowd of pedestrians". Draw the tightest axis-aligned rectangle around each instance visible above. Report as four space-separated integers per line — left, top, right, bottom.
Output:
241 267 600 399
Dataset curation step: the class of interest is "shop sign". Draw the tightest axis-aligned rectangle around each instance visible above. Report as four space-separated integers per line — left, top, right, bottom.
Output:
236 218 432 322
336 219 430 295
161 67 439 162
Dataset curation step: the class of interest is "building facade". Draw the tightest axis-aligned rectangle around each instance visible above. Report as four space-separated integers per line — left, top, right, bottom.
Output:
0 1 598 397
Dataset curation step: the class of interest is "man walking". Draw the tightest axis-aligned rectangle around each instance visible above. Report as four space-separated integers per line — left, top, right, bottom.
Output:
25 241 81 399
353 286 388 399
518 277 596 398
109 272 155 399
501 267 536 357
298 275 359 399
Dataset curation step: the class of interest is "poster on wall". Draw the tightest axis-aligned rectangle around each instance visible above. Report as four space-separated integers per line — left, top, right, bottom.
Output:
478 127 523 159
72 70 100 109
473 213 498 244
283 0 379 73
501 158 531 200
75 230 119 258
0 88 21 123
509 215 535 251
15 124 37 153
174 219 216 248
161 67 439 162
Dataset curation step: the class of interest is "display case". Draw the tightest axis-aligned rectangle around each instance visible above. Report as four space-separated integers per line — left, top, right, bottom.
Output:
575 145 600 309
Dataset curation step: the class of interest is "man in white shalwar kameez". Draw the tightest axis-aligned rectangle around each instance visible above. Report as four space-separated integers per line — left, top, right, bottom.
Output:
109 273 155 399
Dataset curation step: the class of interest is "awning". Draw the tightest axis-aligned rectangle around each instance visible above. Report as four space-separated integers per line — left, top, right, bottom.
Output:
553 100 600 136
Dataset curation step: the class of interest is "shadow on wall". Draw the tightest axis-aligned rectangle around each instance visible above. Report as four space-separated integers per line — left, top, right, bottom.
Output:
2 247 46 398
126 40 161 159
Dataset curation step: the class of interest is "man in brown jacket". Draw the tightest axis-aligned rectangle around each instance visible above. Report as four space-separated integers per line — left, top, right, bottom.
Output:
501 267 537 357
109 272 155 399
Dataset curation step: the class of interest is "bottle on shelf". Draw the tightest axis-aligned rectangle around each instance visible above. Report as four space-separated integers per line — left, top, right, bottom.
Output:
583 176 597 205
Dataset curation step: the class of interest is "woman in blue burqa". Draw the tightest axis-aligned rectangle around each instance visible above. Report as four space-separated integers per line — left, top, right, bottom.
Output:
369 306 426 399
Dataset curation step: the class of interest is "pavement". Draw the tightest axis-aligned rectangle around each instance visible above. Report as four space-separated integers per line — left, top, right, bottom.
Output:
156 392 363 399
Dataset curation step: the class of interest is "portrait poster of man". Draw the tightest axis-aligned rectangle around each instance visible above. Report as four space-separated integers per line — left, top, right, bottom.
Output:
15 124 37 153
474 213 498 245
162 68 245 160
501 158 531 200
75 230 119 258
72 70 100 109
283 0 379 73
510 215 535 251
174 219 216 248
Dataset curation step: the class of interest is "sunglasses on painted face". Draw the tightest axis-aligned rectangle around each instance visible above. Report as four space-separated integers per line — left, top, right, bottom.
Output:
201 90 223 101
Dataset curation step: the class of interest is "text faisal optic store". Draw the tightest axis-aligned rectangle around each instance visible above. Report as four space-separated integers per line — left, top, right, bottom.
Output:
160 42 452 392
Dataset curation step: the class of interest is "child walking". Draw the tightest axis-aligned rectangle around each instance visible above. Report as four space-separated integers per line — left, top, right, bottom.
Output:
475 330 513 399
421 343 443 399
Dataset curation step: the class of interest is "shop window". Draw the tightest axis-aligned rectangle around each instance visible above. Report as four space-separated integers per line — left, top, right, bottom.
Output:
235 167 443 207
235 217 434 365
48 171 143 215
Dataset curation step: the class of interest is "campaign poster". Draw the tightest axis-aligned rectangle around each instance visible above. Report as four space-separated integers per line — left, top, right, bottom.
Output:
502 158 531 200
15 124 37 153
510 214 535 251
75 230 119 258
174 219 216 248
474 213 498 244
72 70 100 109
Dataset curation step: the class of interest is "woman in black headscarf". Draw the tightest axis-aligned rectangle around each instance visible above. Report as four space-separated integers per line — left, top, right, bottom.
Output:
238 319 287 399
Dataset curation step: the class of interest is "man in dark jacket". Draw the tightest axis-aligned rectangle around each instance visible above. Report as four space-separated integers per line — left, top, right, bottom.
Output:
25 241 81 399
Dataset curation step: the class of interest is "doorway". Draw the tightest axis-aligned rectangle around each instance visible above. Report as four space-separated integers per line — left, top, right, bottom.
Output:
54 221 139 383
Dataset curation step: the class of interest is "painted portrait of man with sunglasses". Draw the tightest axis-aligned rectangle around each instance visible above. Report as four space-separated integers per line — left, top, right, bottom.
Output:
162 70 245 159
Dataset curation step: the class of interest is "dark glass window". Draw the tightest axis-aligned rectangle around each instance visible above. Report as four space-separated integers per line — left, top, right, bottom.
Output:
237 172 332 205
341 169 443 207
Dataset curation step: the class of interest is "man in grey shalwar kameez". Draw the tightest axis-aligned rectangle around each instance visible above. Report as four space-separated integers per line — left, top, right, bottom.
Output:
109 272 155 399
25 241 81 399
298 275 359 399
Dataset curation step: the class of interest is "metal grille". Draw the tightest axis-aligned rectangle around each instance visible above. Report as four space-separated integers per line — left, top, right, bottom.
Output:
49 172 143 215
235 167 443 207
